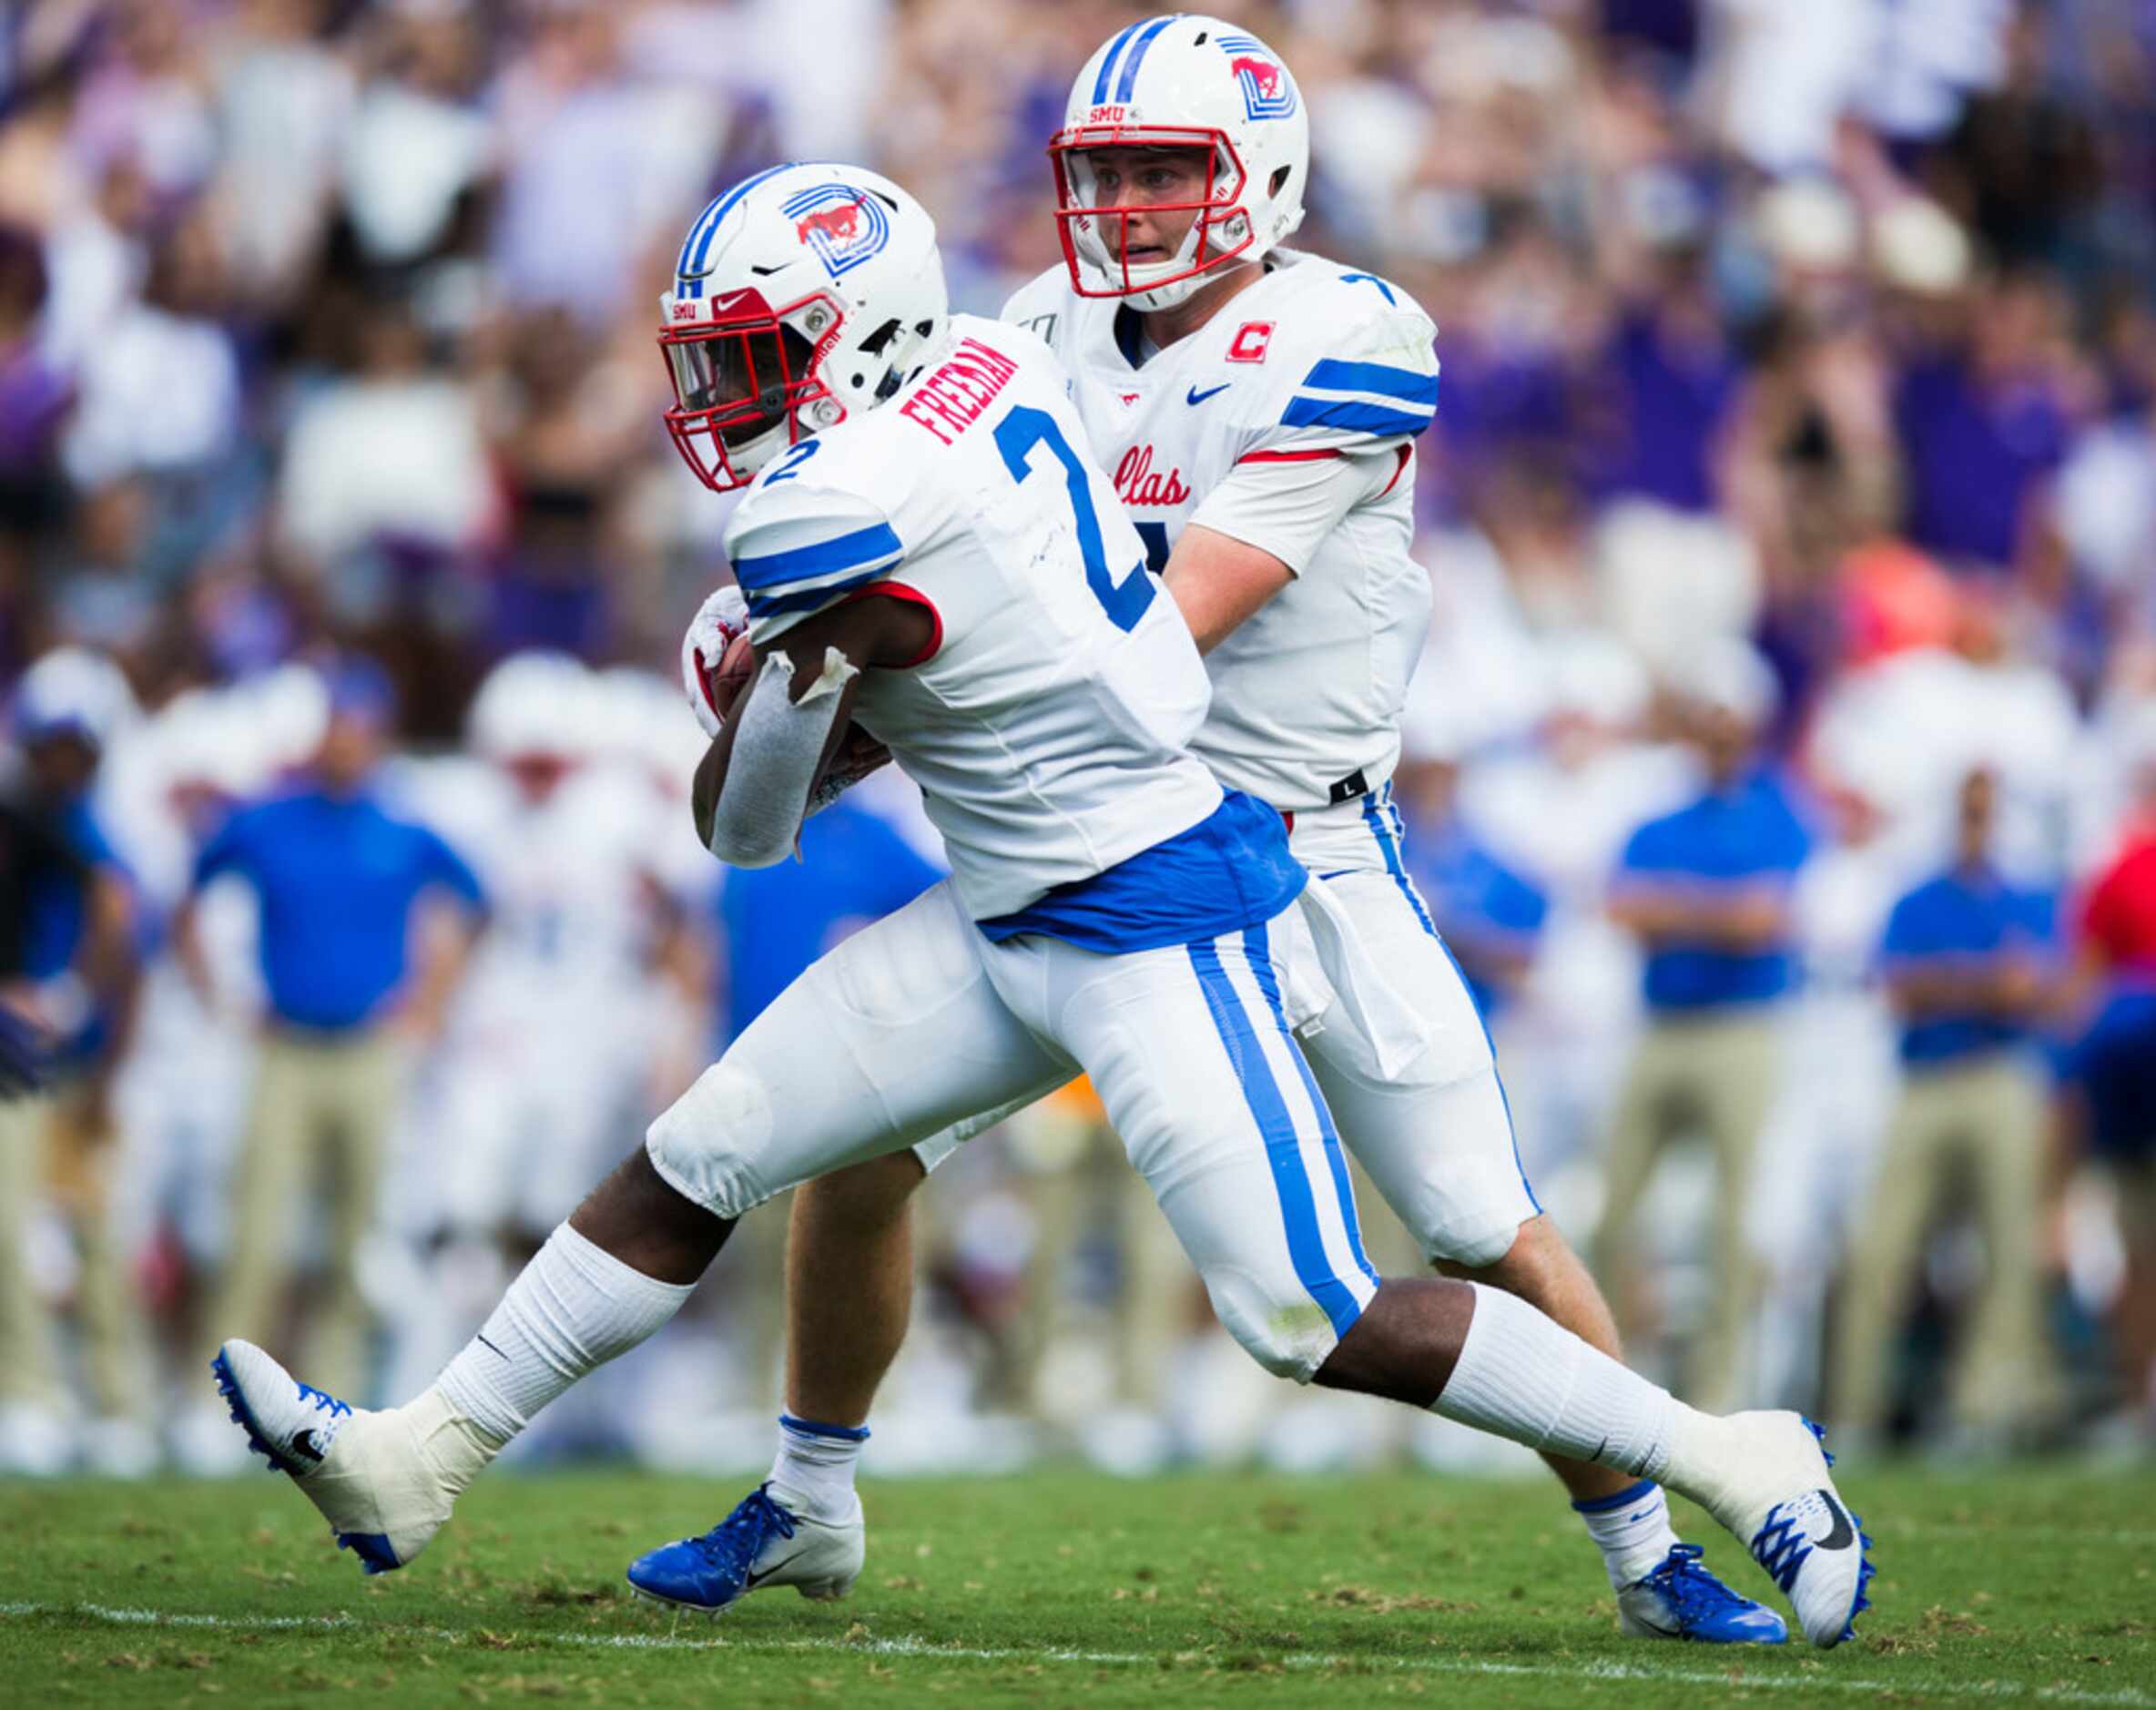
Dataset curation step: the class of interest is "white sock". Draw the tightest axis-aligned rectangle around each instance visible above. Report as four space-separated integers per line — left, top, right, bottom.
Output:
1574 1479 1682 1589
1432 1283 1686 1482
434 1223 696 1447
767 1413 868 1522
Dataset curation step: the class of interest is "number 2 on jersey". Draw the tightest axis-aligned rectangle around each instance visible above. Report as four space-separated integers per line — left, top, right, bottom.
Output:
993 405 1155 633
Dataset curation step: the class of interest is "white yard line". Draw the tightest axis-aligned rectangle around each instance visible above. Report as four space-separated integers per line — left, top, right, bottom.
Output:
2 1600 2149 1707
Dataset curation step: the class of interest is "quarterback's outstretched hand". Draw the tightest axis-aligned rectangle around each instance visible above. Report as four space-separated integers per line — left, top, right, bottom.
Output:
681 584 750 740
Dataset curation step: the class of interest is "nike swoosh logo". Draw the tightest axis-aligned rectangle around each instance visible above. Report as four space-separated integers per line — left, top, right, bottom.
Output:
711 290 756 312
1813 1490 1855 1550
743 1547 808 1591
1186 382 1230 405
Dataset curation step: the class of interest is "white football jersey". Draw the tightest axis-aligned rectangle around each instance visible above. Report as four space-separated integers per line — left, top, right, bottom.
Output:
726 313 1222 921
1002 250 1438 814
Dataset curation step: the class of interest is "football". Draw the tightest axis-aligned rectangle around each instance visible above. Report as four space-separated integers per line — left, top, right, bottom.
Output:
707 632 758 724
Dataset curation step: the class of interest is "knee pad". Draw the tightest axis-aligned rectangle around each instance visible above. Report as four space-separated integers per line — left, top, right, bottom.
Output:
644 1057 776 1221
1199 1261 1345 1383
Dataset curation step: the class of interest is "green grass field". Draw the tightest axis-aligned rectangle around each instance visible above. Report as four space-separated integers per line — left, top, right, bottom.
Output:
2 1463 2151 1706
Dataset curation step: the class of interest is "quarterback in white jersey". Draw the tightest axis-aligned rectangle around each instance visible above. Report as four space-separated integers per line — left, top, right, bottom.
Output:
207 161 1869 1657
655 20 1870 1651
1002 247 1435 822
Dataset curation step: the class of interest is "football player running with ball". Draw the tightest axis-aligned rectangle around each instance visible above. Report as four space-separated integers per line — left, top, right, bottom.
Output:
629 18 1871 1649
211 156 1871 1653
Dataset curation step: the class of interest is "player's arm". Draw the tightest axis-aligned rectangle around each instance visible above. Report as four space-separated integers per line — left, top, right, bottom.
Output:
692 595 933 866
1163 526 1294 656
1164 451 1398 654
1608 877 1792 948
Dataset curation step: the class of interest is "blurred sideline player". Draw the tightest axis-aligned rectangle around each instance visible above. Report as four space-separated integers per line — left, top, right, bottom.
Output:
209 160 1871 1652
681 16 1782 1643
0 650 142 1474
388 653 710 1405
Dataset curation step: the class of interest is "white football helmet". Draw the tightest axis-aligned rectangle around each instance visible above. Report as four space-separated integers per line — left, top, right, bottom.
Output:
13 646 137 753
1051 15 1309 310
659 162 949 491
467 650 591 765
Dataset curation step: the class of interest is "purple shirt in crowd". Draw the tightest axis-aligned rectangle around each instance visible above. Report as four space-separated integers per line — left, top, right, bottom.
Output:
1893 356 2071 569
1584 310 1739 514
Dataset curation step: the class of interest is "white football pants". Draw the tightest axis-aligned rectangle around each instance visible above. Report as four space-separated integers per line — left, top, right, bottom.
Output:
919 780 1541 1269
645 879 1378 1381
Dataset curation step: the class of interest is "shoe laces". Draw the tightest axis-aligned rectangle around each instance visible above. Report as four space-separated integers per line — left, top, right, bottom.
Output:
1641 1543 1755 1627
687 1484 799 1578
297 1382 351 1420
1750 1504 1812 1594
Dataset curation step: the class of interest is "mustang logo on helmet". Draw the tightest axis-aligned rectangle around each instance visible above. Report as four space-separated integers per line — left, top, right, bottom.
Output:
795 202 862 246
783 183 891 280
1221 36 1297 121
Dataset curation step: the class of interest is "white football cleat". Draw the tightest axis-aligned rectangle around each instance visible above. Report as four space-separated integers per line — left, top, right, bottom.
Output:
625 1483 865 1613
212 1339 471 1575
1674 1410 1875 1648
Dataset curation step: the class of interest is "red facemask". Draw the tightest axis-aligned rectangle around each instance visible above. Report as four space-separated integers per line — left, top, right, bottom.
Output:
1047 127 1253 299
657 291 843 492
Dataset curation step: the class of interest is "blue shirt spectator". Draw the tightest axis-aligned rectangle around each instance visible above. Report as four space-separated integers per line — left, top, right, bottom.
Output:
1406 820 1549 1022
1614 770 1812 1013
21 793 121 981
194 786 487 1033
1880 867 2057 1067
719 797 941 1039
22 791 142 1067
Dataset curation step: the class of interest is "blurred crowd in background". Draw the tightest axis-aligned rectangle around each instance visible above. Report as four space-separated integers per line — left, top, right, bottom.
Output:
4 0 2156 1480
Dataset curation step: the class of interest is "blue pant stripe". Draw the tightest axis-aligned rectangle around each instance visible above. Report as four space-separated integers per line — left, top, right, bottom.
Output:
1428 931 1542 1216
1241 922 1381 1289
1364 786 1542 1216
1361 790 1439 938
1187 937 1364 1339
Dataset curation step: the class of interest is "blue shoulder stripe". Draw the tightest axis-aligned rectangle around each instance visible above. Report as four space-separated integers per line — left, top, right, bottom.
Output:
1279 395 1434 438
731 521 902 592
1300 358 1440 407
744 564 895 620
1115 15 1179 103
1091 21 1147 105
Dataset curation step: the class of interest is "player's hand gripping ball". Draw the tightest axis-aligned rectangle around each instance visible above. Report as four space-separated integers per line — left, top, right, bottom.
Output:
681 584 750 739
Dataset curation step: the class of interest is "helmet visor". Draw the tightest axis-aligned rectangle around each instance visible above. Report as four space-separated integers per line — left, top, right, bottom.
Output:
658 311 828 492
663 326 804 446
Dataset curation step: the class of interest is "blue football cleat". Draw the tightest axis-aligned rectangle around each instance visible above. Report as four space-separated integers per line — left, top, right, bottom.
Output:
1618 1543 1788 1643
626 1483 862 1614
